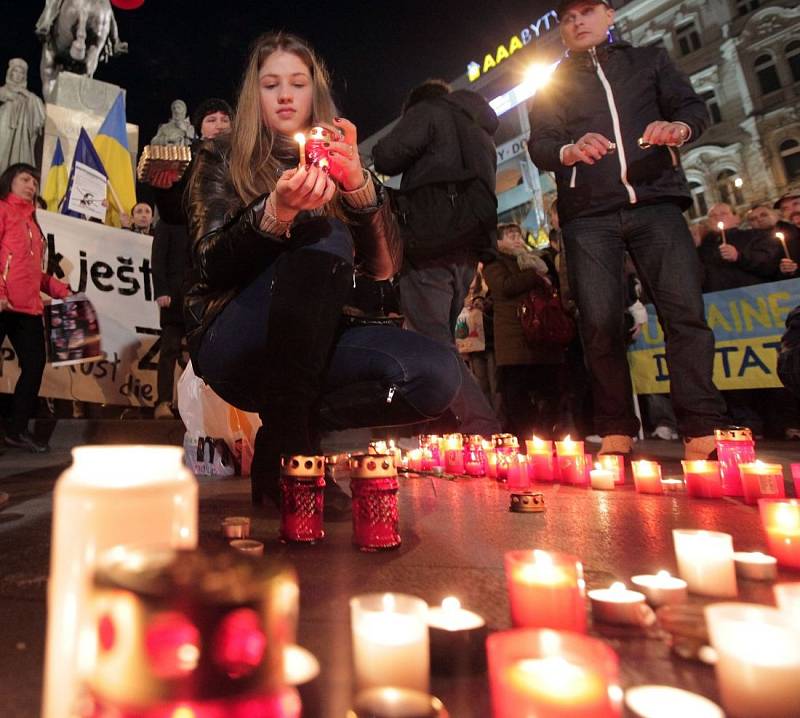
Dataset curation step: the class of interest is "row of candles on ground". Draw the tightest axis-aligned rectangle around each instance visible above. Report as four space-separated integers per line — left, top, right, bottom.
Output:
355 540 800 718
392 429 798 502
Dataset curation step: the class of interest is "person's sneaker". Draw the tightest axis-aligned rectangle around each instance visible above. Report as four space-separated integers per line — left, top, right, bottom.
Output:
154 402 174 420
599 434 632 455
5 430 49 453
684 435 716 461
651 425 678 441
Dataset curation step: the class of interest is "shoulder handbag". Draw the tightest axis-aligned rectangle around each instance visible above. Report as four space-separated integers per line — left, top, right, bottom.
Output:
518 283 576 347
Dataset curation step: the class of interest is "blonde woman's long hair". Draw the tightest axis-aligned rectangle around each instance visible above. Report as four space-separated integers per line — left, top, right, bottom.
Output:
230 32 339 204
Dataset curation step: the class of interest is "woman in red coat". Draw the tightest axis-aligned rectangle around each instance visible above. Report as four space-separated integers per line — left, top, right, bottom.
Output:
0 163 70 452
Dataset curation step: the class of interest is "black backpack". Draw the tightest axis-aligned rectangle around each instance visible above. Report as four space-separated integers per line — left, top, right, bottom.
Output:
389 106 497 261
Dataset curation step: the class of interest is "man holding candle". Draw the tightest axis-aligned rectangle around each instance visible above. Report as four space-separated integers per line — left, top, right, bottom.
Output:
528 0 728 459
773 192 800 279
698 204 781 292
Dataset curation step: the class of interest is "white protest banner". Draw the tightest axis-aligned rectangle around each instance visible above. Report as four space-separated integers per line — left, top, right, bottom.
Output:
0 210 162 406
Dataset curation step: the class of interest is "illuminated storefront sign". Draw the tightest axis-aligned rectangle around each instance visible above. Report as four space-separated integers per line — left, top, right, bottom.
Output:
467 9 558 82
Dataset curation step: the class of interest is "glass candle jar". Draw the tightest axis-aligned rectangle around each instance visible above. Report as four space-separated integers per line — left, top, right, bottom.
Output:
462 435 486 477
493 434 519 483
487 629 622 718
715 427 755 497
350 454 401 551
85 547 300 718
280 455 325 543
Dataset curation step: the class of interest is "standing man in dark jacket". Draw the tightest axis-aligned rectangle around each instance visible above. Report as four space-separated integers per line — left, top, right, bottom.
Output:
528 0 728 460
150 98 232 419
373 80 501 435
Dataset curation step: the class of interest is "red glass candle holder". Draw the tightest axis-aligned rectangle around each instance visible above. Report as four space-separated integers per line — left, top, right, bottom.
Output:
86 548 300 718
792 463 800 498
555 438 585 485
462 435 486 477
632 460 663 495
304 126 348 185
279 455 325 543
419 435 441 469
681 460 723 499
485 449 498 479
758 499 800 569
350 454 401 551
715 427 755 497
443 434 465 474
598 454 625 485
739 461 786 505
504 550 587 633
525 437 554 483
493 434 519 483
506 455 530 489
487 629 622 718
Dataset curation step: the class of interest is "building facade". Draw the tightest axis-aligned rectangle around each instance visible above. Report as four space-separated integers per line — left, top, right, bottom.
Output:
612 0 800 219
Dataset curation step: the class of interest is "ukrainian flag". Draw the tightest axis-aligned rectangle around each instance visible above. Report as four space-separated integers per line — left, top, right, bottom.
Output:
41 138 67 212
94 92 136 227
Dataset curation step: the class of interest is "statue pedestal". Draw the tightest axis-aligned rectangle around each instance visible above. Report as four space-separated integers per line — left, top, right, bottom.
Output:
50 72 125 118
41 74 138 197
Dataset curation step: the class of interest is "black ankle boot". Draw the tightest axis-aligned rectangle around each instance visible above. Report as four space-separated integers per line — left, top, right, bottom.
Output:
252 245 355 506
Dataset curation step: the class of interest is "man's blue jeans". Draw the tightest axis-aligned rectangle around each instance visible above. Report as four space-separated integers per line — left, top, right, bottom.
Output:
562 203 727 437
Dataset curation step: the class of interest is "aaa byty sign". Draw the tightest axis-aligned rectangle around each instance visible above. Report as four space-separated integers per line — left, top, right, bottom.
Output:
467 10 559 82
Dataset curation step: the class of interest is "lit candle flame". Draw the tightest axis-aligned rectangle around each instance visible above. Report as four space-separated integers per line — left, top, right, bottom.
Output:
656 570 672 580
442 596 461 612
609 581 627 593
777 232 785 241
293 132 306 168
717 221 724 231
382 593 396 612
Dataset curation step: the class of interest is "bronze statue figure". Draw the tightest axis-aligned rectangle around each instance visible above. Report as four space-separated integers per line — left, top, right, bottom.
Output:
36 0 128 101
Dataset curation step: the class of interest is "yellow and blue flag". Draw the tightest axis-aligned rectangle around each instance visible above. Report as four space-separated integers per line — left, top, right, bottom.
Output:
94 92 136 226
41 138 68 212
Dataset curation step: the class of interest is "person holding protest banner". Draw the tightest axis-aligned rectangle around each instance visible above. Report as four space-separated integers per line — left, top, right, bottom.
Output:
528 0 729 460
185 32 460 508
0 163 71 452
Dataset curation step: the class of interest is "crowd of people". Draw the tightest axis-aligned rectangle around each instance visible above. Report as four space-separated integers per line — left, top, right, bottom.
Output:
1 0 799 511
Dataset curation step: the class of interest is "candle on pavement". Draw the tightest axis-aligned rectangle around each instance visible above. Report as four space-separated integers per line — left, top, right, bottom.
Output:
350 593 429 693
630 570 688 607
673 529 737 597
504 550 587 633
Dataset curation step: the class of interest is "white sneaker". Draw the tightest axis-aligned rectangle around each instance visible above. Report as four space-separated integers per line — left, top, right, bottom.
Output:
651 425 677 441
154 402 173 420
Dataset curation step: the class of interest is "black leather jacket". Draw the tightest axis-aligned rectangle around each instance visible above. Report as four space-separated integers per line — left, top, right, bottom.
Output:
184 136 402 360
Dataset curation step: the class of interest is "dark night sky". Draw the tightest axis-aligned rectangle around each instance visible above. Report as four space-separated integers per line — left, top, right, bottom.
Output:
1 0 554 144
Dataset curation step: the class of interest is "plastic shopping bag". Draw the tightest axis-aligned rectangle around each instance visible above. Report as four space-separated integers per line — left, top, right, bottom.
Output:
177 361 261 476
455 306 486 354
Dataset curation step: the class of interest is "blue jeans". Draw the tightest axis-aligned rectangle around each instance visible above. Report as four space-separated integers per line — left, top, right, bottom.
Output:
196 233 460 428
562 203 727 437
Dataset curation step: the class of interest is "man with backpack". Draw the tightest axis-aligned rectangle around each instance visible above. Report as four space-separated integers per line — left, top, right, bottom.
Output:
373 80 501 434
